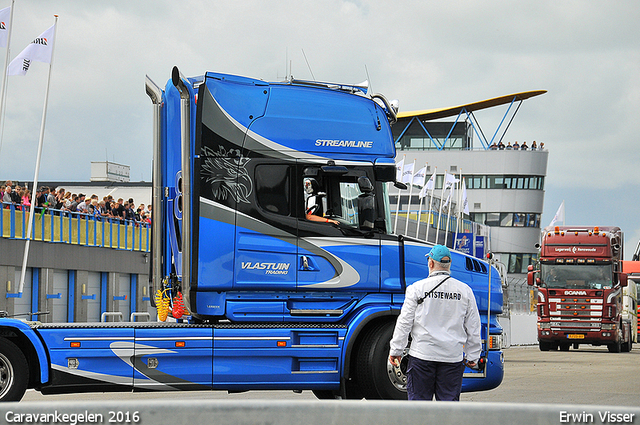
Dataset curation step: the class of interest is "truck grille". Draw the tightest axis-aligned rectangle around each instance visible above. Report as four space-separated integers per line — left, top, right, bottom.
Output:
550 321 600 330
549 297 603 319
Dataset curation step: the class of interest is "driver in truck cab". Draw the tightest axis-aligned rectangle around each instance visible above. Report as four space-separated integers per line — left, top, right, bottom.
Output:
304 178 339 225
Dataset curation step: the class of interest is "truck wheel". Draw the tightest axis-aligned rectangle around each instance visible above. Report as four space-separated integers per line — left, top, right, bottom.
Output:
356 322 407 400
608 340 622 353
539 341 552 351
0 337 29 402
621 324 631 352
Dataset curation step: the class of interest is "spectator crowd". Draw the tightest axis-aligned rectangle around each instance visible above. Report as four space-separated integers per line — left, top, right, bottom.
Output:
489 140 545 151
1 180 152 226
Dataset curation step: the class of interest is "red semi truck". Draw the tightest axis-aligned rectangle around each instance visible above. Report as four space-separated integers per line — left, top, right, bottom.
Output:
527 226 633 352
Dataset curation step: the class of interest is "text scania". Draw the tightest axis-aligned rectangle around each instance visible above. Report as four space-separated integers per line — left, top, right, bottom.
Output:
315 139 373 149
242 262 290 275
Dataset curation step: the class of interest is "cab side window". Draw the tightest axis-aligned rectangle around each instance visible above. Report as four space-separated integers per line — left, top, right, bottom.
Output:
255 165 291 216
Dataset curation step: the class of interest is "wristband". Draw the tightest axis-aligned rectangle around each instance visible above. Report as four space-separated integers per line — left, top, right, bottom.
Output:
326 219 329 223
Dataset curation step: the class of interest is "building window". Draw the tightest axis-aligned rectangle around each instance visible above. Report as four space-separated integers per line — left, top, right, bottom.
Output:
504 253 536 274
470 212 541 228
464 175 544 190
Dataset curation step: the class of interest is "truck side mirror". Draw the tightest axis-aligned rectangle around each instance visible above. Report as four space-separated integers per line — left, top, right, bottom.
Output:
618 272 628 288
357 176 375 231
527 269 537 286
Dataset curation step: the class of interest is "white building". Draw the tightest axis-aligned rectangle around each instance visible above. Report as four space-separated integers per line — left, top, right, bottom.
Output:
390 91 548 275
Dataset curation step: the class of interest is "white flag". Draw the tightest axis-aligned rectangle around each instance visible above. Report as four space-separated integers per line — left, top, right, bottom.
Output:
419 171 436 199
412 166 426 186
7 23 55 76
443 171 459 190
442 185 453 208
401 162 414 184
395 158 404 182
548 200 565 228
0 6 10 48
461 180 469 215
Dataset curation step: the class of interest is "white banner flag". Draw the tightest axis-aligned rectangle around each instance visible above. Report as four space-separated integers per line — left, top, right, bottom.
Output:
0 6 10 48
461 179 469 214
419 171 436 199
443 171 459 190
401 162 414 184
412 166 426 186
7 23 55 76
548 200 565 228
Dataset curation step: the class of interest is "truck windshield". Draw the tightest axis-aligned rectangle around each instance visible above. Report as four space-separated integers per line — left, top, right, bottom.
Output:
541 264 614 289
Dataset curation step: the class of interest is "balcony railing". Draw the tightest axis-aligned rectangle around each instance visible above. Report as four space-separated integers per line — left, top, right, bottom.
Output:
1 202 150 252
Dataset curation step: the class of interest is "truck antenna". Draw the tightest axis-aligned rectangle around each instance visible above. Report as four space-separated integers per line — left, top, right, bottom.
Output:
302 49 315 81
365 64 372 94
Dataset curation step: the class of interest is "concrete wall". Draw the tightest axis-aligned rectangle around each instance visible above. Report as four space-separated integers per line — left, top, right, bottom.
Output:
0 237 155 322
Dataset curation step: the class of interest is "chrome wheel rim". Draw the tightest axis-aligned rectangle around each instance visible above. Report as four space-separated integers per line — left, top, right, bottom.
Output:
386 360 407 391
0 352 15 399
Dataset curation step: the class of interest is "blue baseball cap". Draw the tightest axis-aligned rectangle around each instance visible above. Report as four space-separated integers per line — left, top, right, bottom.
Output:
426 245 451 263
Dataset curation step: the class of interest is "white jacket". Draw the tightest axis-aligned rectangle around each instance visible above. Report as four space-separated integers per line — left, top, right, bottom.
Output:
389 271 482 363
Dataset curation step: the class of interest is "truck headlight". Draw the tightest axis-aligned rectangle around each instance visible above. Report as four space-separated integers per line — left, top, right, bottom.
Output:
601 323 616 330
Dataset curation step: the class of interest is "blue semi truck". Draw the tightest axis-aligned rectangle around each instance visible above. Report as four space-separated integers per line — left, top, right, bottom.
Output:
0 67 504 401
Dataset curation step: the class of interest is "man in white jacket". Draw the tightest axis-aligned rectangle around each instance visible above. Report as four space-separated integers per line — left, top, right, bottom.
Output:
388 244 481 401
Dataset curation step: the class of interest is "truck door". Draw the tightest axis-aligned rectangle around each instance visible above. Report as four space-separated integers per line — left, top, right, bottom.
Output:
296 163 380 292
233 159 298 290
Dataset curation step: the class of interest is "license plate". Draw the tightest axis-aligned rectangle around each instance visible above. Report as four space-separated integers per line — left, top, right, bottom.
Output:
567 334 585 339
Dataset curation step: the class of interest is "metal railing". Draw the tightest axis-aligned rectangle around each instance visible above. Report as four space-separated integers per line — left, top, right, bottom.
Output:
1 202 150 252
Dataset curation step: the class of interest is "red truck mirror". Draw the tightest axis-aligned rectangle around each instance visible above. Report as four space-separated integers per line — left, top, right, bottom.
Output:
617 272 628 288
527 269 536 286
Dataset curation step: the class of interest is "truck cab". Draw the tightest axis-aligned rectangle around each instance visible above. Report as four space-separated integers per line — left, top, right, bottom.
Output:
528 226 632 352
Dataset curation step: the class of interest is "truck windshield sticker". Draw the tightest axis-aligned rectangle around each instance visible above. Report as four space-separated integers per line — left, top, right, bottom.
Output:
201 145 252 204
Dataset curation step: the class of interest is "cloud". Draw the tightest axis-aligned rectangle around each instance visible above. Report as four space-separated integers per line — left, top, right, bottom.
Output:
0 1 638 240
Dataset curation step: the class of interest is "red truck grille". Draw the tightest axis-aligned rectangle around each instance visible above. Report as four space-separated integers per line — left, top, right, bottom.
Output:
549 297 603 319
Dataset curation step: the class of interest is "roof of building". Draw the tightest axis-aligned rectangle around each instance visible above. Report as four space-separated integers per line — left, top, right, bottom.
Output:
397 90 547 121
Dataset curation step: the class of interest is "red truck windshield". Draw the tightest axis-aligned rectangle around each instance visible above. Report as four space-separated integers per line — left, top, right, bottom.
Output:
541 264 613 290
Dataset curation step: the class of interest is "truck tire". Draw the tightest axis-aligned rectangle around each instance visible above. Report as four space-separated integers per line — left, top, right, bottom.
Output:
621 324 632 352
355 322 407 400
608 340 622 353
539 341 552 351
0 337 29 402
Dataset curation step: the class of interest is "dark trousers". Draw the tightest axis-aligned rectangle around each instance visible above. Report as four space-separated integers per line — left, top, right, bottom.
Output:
406 355 465 401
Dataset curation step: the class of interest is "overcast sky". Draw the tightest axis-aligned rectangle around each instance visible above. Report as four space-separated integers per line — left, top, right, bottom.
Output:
1 1 639 257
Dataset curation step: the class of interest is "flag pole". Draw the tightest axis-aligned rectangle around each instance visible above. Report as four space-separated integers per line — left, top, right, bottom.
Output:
435 172 448 245
393 154 405 234
19 15 59 294
444 178 455 247
0 0 15 158
415 162 428 238
403 159 416 236
454 169 462 246
425 167 436 243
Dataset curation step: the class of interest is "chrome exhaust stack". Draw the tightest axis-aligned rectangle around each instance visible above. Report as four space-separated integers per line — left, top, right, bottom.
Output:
171 66 193 315
145 75 164 305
